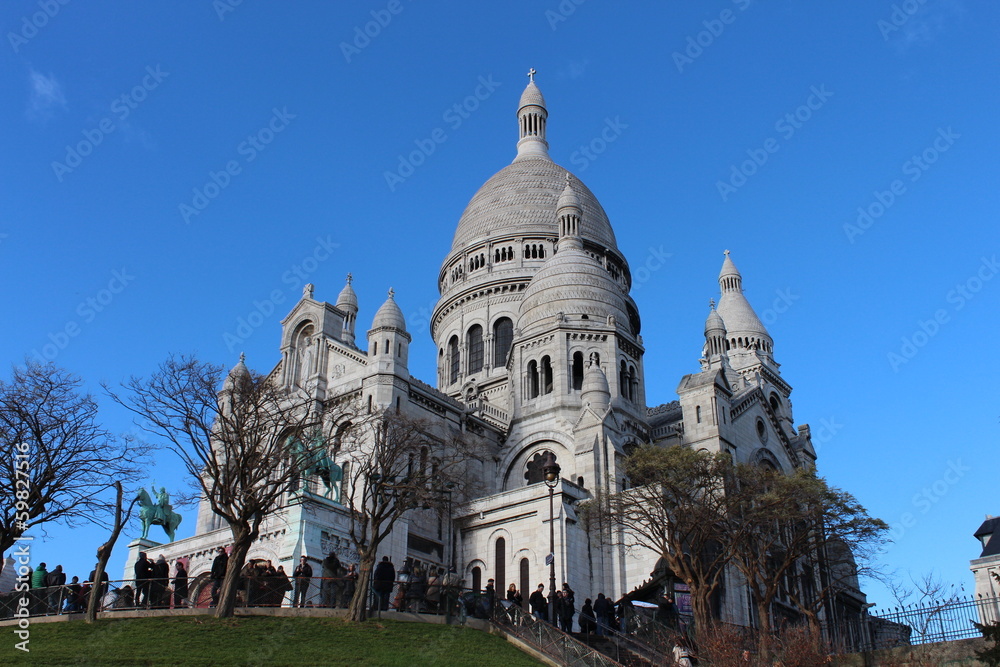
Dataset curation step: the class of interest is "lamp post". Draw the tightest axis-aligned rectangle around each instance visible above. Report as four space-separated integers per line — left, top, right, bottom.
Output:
542 451 561 625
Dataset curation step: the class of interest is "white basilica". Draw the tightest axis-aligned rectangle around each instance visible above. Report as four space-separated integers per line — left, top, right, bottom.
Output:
126 74 864 628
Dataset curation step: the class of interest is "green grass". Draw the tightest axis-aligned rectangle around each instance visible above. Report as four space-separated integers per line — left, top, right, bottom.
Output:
2 615 545 666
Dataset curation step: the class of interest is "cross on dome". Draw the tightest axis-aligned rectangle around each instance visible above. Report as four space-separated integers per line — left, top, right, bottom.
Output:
709 298 716 309
527 68 537 82
346 273 353 284
388 287 395 298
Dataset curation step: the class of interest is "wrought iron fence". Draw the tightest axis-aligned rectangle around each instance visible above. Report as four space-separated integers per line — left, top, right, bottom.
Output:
861 594 1000 649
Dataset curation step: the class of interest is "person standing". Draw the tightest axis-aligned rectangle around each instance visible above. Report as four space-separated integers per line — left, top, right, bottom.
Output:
506 583 522 608
134 553 153 608
292 555 313 608
45 564 67 612
321 552 342 608
210 547 228 607
172 561 188 608
151 555 169 608
593 593 613 636
529 583 548 621
86 563 109 611
559 585 576 633
579 598 596 634
372 556 395 612
340 563 357 609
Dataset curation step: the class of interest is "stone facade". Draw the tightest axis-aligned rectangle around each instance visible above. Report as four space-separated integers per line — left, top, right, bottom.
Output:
126 75 863 629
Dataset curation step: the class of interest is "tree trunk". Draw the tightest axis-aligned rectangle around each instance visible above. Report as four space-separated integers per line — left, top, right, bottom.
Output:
87 482 130 623
215 525 254 619
347 555 375 622
756 597 774 660
690 586 715 639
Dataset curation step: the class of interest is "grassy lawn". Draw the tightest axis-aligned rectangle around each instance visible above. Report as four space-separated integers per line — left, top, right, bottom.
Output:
1 615 544 666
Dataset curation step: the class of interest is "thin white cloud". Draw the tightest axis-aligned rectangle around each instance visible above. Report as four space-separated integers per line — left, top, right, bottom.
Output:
890 0 965 53
26 69 67 122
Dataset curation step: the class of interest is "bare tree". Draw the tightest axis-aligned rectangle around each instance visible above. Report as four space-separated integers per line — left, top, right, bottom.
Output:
108 354 321 618
86 481 138 622
339 409 481 622
725 464 887 659
0 361 145 555
597 444 736 634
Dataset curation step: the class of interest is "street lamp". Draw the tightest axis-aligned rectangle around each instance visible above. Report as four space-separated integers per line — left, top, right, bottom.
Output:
542 451 561 625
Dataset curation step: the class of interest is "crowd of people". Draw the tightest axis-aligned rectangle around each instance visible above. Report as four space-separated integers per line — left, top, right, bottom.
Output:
7 561 111 614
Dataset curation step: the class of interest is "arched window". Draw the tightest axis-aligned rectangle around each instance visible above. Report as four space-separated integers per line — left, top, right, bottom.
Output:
629 364 638 401
696 405 702 423
471 566 482 594
527 360 539 399
468 324 484 374
448 336 460 384
519 559 530 609
619 360 630 400
571 351 584 391
493 318 513 368
541 356 553 395
495 538 506 595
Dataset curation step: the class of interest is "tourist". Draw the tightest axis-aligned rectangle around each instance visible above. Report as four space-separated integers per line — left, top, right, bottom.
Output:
86 563 109 611
394 558 412 611
593 593 613 636
441 566 461 617
425 567 442 612
274 565 292 607
172 561 188 608
657 593 679 630
506 583 522 608
45 564 66 612
134 552 153 608
340 563 357 608
321 552 342 607
64 576 82 612
579 598 596 634
210 547 228 607
671 637 694 667
151 555 169 608
559 586 576 633
292 555 313 608
529 583 548 621
372 556 395 612
406 563 427 612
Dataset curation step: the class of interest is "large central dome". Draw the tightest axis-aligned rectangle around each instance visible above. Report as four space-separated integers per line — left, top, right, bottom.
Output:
450 157 618 253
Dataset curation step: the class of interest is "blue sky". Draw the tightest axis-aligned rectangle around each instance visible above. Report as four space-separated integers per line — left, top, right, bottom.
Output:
2 0 997 608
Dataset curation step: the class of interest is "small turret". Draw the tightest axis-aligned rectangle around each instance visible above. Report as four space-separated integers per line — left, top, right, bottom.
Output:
516 68 549 160
580 361 611 413
336 273 359 346
367 288 411 373
557 174 582 245
715 250 774 367
702 299 730 369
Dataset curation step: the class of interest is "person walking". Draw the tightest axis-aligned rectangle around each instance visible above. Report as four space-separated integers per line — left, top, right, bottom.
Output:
210 547 228 607
593 593 613 636
292 555 313 608
580 598 596 634
506 583 522 608
559 586 576 633
372 556 395 612
529 583 548 621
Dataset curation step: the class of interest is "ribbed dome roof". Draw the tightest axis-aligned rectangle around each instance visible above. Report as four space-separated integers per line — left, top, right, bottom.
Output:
450 158 618 253
557 178 581 211
517 241 629 332
371 290 406 331
519 81 546 110
717 293 769 338
336 280 358 311
705 304 726 333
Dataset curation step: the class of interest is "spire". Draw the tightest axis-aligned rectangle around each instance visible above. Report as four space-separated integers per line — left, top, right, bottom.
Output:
556 173 583 250
516 68 549 161
336 273 359 346
719 249 742 293
714 250 774 364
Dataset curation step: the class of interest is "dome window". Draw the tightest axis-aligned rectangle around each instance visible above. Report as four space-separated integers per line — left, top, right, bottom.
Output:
492 318 513 368
468 325 484 374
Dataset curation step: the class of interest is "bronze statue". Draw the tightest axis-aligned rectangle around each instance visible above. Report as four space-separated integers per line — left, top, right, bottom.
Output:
137 487 183 542
288 433 343 503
